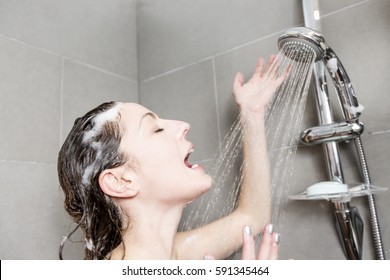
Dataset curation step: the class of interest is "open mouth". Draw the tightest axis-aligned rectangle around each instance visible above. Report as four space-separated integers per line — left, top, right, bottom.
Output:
184 148 199 169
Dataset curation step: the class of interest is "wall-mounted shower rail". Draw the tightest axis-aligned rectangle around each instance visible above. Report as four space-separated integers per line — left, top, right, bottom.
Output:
300 0 385 260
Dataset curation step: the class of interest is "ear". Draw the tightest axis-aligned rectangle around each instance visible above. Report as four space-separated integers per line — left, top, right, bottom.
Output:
98 166 138 198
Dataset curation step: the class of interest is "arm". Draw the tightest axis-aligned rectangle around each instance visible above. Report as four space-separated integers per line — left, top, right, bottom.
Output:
174 56 286 259
233 55 284 234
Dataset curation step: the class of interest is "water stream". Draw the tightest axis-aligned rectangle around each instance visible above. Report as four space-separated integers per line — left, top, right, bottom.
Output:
180 43 317 257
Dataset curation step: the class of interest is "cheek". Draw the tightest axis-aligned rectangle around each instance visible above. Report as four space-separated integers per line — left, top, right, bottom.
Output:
136 148 184 182
144 148 182 170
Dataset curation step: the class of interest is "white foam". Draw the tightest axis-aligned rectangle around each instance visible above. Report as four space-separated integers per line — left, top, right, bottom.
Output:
81 102 122 185
82 102 122 143
81 148 102 185
85 238 95 250
82 164 95 185
90 141 102 150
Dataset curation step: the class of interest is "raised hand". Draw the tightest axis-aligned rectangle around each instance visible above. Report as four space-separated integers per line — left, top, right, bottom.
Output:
233 56 287 115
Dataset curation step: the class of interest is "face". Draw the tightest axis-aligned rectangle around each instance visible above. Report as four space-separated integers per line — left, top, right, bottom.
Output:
118 103 212 205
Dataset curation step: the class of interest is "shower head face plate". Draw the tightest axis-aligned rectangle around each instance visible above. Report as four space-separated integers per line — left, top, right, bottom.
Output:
278 27 327 62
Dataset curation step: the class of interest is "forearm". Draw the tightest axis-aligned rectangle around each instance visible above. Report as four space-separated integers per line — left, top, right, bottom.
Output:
235 109 272 234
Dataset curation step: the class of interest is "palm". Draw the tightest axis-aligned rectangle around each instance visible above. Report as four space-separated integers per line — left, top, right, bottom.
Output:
233 56 286 114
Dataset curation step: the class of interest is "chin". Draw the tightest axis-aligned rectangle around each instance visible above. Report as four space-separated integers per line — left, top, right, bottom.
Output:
199 174 213 193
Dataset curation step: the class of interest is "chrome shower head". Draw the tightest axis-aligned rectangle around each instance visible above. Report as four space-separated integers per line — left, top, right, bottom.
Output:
278 27 362 122
278 27 328 62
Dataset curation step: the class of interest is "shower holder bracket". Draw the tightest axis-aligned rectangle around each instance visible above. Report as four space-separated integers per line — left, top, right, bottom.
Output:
289 181 388 203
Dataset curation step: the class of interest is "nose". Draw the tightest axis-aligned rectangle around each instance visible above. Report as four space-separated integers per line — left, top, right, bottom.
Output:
178 121 190 139
168 120 190 139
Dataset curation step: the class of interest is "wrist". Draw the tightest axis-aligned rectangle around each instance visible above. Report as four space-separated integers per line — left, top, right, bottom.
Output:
240 108 266 125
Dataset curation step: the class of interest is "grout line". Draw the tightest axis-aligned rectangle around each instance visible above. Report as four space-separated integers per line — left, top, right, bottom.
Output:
140 26 295 83
367 129 390 136
59 57 65 147
139 0 370 84
0 32 59 57
63 57 137 83
213 27 288 58
0 159 55 165
321 0 370 18
141 56 213 83
135 0 141 104
211 57 222 145
0 33 136 83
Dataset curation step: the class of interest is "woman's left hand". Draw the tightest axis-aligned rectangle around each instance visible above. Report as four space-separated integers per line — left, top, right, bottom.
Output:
203 224 280 260
241 224 279 260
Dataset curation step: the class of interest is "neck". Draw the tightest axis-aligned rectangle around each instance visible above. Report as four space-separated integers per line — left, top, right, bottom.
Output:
110 202 184 260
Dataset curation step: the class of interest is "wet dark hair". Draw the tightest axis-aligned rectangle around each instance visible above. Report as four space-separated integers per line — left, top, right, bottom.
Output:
57 101 128 259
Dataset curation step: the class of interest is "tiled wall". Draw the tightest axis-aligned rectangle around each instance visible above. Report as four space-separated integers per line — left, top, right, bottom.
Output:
0 0 138 259
138 0 390 260
1 0 388 260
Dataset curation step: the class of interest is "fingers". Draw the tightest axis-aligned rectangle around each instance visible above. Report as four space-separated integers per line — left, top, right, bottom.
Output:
268 232 279 260
241 225 256 260
206 225 279 261
283 63 292 80
268 55 285 80
251 56 275 81
265 55 277 73
241 224 280 260
233 72 244 93
235 55 279 87
251 57 265 80
249 54 280 81
273 62 291 88
268 54 277 66
203 254 215 260
257 224 279 260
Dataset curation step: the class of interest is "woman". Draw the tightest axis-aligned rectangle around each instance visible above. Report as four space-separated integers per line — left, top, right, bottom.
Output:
58 56 285 260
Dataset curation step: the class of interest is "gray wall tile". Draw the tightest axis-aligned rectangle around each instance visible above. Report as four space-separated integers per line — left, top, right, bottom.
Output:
319 0 369 15
0 0 139 260
0 161 66 259
138 0 303 80
61 60 139 142
0 0 138 79
0 36 61 163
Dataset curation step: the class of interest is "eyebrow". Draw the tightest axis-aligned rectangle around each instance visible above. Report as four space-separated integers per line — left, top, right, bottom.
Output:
139 112 158 128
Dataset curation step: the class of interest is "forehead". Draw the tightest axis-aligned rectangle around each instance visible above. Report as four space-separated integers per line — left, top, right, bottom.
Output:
118 102 153 154
119 103 150 124
119 102 155 138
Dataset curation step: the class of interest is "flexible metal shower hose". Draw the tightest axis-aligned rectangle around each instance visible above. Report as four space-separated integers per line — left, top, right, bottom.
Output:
354 136 385 260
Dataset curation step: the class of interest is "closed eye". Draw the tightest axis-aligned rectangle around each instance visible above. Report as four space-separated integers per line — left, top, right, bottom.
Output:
155 128 164 133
